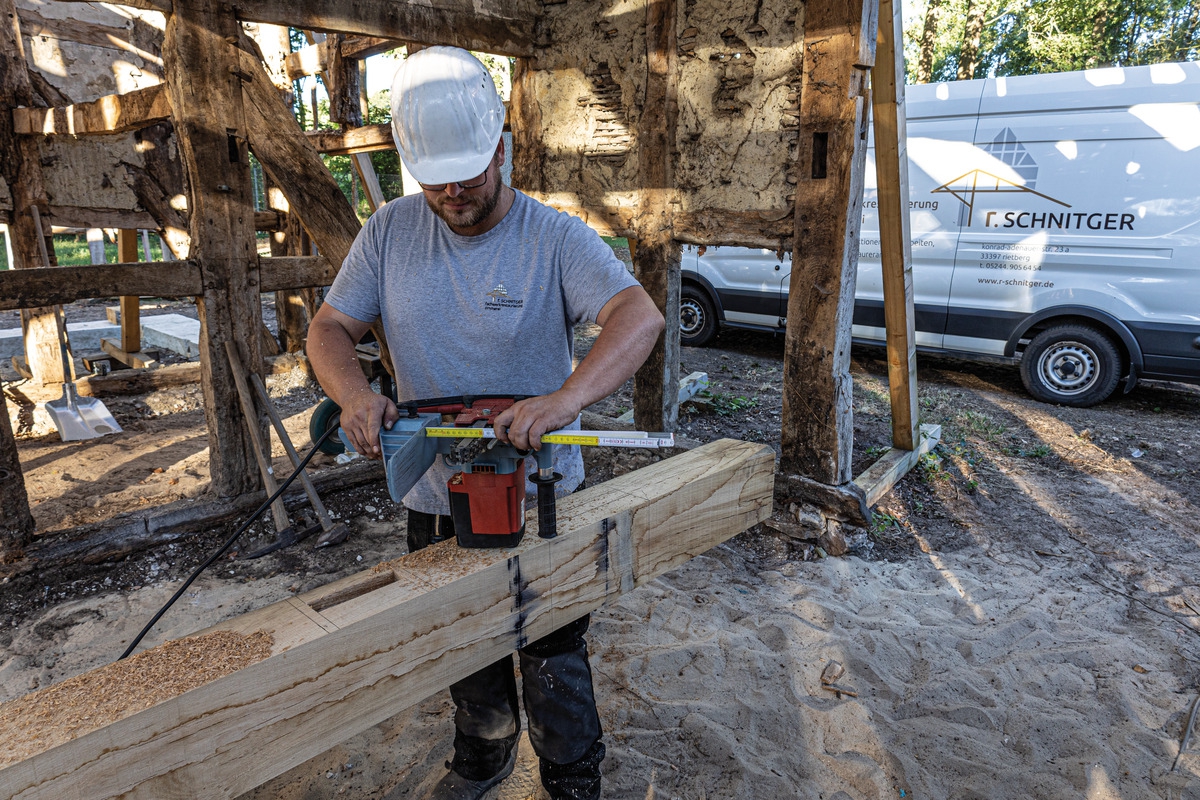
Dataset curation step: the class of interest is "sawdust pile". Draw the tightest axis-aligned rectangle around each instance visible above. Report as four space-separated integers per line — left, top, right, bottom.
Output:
0 629 272 769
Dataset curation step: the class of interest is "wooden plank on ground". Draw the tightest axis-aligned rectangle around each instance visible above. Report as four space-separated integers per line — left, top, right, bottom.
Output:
0 439 774 799
872 0 919 452
230 0 537 57
12 85 172 136
853 424 941 508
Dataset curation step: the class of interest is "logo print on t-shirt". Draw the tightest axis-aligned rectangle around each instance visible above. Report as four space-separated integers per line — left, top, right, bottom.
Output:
485 283 524 311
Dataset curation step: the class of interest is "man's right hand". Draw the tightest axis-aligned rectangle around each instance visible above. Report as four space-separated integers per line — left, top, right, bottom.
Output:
307 304 399 460
338 387 400 460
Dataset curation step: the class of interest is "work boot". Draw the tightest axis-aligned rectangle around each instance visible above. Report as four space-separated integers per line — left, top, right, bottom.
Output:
540 739 605 800
427 730 519 800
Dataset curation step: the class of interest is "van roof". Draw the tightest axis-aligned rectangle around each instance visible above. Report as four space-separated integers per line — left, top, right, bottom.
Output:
908 61 1200 120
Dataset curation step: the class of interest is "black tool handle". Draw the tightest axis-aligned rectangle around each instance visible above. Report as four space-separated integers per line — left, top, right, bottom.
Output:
533 472 563 539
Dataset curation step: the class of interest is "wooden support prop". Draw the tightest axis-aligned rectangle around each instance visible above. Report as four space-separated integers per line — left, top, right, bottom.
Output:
117 230 141 353
780 0 878 485
0 439 774 799
631 0 681 435
12 85 172 136
98 340 158 370
226 342 290 534
872 0 919 452
853 424 941 508
229 0 537 57
165 0 265 496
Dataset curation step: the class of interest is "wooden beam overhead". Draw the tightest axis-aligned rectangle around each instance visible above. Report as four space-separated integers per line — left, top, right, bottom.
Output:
284 35 402 80
305 121 393 154
230 0 538 57
12 84 172 136
0 439 774 799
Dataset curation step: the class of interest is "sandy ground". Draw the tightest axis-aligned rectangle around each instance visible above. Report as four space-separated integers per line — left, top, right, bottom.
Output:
2 316 1200 799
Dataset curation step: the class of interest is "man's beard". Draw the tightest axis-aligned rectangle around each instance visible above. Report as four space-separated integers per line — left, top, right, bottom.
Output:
425 174 503 231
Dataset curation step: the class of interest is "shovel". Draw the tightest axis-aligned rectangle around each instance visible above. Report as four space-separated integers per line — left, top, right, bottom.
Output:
30 207 123 441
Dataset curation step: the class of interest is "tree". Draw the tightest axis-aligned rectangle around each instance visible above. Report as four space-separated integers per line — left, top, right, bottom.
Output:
905 0 1200 82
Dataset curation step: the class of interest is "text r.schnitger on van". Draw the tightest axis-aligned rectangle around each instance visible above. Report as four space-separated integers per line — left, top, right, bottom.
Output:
985 211 1135 231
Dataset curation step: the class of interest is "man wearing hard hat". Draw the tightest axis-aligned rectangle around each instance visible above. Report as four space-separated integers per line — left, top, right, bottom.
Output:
307 46 664 800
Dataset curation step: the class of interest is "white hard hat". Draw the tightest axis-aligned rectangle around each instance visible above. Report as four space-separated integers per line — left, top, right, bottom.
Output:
390 47 505 187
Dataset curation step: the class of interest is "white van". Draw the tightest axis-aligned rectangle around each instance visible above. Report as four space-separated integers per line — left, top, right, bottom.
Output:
681 61 1200 406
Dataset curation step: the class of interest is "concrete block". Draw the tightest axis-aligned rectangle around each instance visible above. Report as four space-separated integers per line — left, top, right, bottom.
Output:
0 320 120 361
140 314 201 358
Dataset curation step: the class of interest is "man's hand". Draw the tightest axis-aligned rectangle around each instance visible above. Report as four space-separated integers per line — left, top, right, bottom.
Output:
493 389 584 451
307 304 399 460
339 387 400 459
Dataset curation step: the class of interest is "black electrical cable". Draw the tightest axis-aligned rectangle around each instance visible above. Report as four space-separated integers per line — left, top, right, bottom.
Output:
117 422 340 661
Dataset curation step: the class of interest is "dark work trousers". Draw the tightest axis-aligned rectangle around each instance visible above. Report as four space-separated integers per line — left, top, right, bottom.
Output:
407 508 605 799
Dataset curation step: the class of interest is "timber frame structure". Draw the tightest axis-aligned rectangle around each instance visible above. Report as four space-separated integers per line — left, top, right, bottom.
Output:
0 0 929 557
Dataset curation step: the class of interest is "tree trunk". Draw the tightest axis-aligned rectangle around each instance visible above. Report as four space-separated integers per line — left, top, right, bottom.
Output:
917 0 942 83
957 0 987 81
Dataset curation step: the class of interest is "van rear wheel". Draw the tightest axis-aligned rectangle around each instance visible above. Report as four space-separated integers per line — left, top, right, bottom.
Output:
1020 324 1122 407
680 285 718 347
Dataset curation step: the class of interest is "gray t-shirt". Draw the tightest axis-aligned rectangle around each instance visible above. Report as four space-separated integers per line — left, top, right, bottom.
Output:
324 189 638 515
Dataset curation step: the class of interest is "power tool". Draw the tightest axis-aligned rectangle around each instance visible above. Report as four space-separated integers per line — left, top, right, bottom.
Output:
340 395 673 548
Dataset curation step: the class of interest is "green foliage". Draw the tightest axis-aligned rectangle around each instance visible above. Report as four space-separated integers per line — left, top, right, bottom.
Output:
697 390 760 416
906 0 1200 83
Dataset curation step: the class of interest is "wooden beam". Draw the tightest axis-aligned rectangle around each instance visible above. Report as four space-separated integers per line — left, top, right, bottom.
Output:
15 6 164 66
165 0 264 497
12 84 172 136
0 439 774 799
631 0 680 434
0 379 35 559
853 424 941 507
0 262 203 311
230 0 537 57
305 120 394 154
872 0 919 452
284 35 402 80
238 44 361 268
780 0 878 486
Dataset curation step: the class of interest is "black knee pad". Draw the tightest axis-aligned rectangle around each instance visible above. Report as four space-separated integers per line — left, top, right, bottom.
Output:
521 614 590 659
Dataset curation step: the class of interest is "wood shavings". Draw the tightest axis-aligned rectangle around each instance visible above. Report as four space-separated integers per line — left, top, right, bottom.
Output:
0 630 272 769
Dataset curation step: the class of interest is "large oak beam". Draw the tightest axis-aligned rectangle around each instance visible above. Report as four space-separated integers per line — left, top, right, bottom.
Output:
230 0 537 57
0 439 775 799
780 0 878 487
13 85 172 136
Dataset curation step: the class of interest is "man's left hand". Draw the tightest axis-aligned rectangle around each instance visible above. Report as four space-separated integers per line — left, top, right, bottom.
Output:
493 390 583 451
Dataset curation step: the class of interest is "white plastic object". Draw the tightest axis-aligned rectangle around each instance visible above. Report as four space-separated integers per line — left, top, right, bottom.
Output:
390 46 505 187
